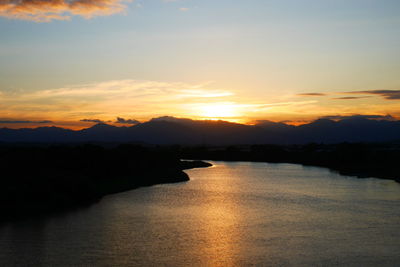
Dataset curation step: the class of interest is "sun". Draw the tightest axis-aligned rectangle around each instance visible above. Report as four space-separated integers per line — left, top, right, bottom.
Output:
199 103 238 119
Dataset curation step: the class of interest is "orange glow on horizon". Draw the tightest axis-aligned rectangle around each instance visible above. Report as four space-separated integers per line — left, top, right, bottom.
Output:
0 114 398 130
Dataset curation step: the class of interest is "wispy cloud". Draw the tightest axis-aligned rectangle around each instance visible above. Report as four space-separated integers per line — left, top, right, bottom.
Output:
0 79 236 123
80 118 105 123
332 96 371 100
115 117 140 124
0 0 129 22
321 114 395 121
343 90 400 100
28 80 232 100
177 89 233 98
298 89 400 100
0 119 53 124
297 90 400 100
297 93 326 97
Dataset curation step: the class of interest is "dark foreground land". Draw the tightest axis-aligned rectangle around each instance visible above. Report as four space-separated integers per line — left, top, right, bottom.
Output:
0 145 211 222
2 142 398 222
180 143 400 183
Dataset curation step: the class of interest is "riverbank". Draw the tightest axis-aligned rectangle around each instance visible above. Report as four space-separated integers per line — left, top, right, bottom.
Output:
180 143 400 183
0 145 211 222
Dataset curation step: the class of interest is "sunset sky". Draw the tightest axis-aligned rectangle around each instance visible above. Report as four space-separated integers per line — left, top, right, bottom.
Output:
1 0 399 128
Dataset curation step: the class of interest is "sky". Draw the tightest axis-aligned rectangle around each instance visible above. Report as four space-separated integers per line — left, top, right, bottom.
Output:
0 0 399 128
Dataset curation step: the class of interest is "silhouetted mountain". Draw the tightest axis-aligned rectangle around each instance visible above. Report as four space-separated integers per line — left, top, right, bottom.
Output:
0 126 75 143
255 120 295 130
130 120 196 144
1 116 399 144
296 118 400 143
79 123 130 142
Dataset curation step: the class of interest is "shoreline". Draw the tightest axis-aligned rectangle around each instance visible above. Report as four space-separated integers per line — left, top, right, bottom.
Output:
180 143 400 183
0 145 212 223
1 160 212 223
196 159 400 183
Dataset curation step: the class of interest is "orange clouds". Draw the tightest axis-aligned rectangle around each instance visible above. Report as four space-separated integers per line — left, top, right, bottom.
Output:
0 79 238 123
0 0 128 22
1 78 399 128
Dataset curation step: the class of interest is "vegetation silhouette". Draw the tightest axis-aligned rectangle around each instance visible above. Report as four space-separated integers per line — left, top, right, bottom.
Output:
0 144 211 222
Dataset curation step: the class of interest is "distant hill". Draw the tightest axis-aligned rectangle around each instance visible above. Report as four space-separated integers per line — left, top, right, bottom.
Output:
1 116 400 144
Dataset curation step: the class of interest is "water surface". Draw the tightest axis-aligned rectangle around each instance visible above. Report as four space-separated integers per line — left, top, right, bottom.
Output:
1 161 399 266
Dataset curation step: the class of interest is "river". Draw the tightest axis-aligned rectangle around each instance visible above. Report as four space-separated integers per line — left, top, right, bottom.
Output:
1 161 399 266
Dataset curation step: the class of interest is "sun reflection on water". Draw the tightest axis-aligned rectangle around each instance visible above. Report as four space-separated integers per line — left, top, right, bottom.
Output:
192 164 245 266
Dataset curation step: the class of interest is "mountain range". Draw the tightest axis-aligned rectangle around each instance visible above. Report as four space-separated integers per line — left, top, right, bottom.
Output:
1 116 399 144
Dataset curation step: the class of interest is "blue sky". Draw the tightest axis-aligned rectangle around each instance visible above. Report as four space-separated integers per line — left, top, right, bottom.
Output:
0 0 399 127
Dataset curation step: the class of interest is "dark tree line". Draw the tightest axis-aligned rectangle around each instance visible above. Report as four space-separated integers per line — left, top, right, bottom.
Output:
0 144 210 222
179 143 400 182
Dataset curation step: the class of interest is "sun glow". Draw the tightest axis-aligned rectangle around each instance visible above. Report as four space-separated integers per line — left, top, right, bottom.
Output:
199 103 239 118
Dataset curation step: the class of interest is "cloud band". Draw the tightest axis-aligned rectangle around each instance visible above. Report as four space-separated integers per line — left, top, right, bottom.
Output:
0 0 128 22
